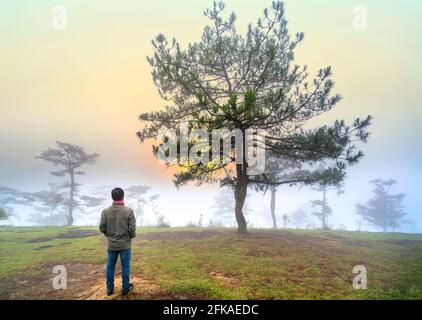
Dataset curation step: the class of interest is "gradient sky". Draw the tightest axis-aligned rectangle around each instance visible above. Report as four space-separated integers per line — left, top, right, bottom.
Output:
0 0 421 231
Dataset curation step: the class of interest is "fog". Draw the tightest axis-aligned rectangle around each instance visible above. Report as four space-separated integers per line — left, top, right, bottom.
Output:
2 153 421 233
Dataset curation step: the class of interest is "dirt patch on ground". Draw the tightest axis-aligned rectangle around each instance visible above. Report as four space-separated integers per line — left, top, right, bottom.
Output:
209 271 240 287
0 261 162 300
27 229 101 243
323 235 371 248
244 247 284 257
8 230 43 233
138 230 219 241
32 245 53 251
0 262 97 299
77 274 160 300
242 230 371 250
223 230 350 259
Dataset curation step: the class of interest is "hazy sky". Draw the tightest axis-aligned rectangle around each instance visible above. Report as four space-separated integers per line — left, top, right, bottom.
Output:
0 0 421 231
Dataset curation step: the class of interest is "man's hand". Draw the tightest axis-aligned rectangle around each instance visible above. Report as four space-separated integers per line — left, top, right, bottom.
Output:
128 210 136 238
99 210 107 235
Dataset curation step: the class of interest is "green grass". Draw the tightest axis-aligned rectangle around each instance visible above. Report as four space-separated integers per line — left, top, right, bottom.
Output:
0 227 104 279
0 226 421 299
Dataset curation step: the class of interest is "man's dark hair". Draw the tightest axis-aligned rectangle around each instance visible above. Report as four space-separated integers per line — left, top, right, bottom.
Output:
111 187 124 201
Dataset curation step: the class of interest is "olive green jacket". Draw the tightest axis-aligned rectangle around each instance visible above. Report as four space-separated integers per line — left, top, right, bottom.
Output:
99 204 136 251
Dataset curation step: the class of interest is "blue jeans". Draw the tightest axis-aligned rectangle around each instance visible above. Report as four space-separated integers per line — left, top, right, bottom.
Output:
106 248 131 291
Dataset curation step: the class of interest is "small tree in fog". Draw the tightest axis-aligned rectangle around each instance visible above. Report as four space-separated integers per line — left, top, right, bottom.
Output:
79 194 108 211
0 186 16 210
356 179 406 232
29 212 68 226
36 142 100 226
282 214 289 227
126 185 154 225
291 207 308 229
309 161 344 230
356 216 365 232
93 185 159 226
146 194 167 227
211 190 235 226
0 186 33 218
311 197 333 230
208 219 224 228
258 156 344 229
310 184 343 230
157 215 170 227
31 183 65 216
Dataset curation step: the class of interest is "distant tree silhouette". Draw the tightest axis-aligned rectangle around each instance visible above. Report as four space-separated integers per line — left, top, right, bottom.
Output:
156 215 170 228
154 197 169 228
0 186 17 216
0 207 9 221
258 156 344 229
309 161 344 230
36 142 100 226
282 214 289 227
31 183 65 216
0 186 33 218
310 186 342 231
311 196 333 230
356 179 407 232
89 186 159 226
126 185 156 226
291 207 309 229
0 186 15 206
79 194 107 211
87 185 113 207
356 216 365 232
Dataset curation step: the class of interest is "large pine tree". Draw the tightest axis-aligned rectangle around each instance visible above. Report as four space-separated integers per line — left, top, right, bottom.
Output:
138 1 372 233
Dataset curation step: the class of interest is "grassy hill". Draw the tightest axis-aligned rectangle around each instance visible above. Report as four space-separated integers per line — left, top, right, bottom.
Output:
0 226 421 299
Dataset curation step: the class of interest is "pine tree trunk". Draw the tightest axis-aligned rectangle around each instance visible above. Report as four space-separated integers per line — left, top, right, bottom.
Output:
67 171 74 226
234 164 248 234
270 186 277 229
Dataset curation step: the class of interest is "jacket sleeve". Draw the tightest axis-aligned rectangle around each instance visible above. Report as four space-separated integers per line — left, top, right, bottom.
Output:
128 210 136 239
99 210 107 235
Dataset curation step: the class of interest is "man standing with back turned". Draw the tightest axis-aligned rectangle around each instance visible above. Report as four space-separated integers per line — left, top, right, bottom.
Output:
99 187 136 296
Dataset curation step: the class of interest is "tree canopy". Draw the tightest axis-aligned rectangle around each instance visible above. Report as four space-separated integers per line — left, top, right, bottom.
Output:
138 1 372 233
